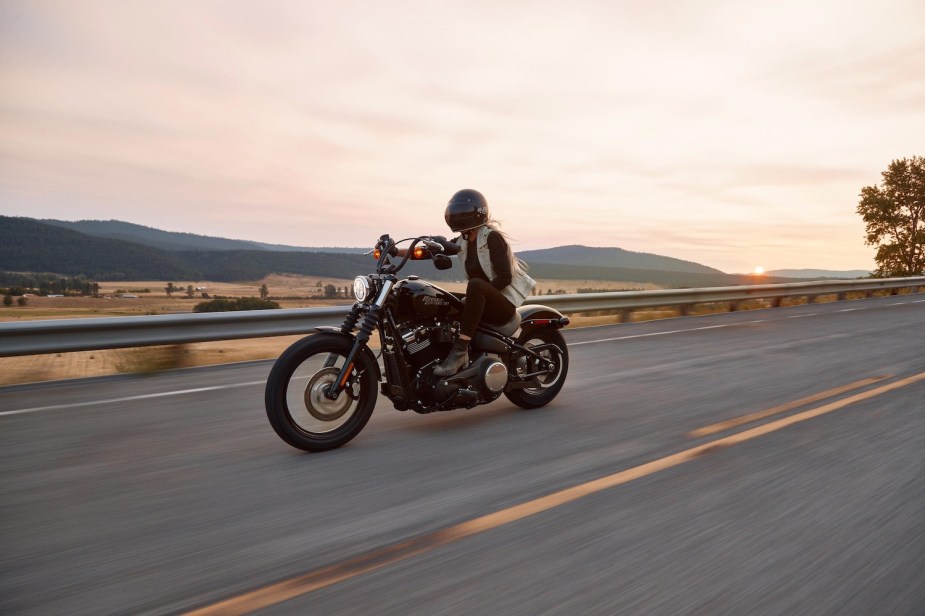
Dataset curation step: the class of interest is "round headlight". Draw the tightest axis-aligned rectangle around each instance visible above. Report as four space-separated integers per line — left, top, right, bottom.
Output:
353 276 371 302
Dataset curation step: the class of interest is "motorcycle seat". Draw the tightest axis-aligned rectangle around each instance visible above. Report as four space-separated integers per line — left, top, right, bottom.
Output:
483 310 521 337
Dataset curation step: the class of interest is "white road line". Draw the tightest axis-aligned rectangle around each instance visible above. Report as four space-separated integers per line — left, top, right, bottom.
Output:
6 321 765 413
6 297 922 416
0 381 265 417
571 321 762 346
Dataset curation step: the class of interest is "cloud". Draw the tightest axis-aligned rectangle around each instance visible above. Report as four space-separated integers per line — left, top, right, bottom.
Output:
1 0 921 273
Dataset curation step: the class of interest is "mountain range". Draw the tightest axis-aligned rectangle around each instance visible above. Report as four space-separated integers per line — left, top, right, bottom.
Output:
1 216 868 286
764 268 871 279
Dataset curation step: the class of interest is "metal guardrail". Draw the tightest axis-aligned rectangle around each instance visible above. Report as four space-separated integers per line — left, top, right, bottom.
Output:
1 277 923 358
533 276 925 313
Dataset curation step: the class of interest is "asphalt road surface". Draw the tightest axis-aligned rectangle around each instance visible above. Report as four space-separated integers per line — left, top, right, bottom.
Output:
2 294 924 615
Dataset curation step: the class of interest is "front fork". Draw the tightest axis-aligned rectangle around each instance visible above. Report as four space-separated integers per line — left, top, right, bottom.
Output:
325 280 393 400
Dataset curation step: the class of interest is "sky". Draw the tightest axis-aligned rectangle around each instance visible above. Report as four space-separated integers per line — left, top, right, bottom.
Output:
1 1 923 274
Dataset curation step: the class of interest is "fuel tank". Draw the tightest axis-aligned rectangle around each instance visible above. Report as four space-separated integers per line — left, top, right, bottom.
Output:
389 278 463 321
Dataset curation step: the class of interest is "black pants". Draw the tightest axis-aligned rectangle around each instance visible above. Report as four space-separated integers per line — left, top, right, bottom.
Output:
460 278 515 337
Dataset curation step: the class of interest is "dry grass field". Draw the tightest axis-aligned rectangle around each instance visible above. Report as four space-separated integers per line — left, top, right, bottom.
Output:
0 274 664 386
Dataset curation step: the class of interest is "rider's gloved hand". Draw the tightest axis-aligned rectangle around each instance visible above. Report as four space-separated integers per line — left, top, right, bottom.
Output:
431 235 461 255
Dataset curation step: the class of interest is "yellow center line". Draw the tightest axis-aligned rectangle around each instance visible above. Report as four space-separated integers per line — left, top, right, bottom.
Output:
185 371 925 616
687 375 890 438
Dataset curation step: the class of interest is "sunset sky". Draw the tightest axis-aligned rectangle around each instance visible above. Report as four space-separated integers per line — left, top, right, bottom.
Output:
1 1 923 273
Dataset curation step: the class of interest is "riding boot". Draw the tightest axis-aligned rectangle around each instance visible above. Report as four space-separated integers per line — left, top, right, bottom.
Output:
433 339 469 376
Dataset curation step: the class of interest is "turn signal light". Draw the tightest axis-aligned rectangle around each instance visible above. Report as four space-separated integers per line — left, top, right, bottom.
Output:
413 246 426 259
373 249 381 260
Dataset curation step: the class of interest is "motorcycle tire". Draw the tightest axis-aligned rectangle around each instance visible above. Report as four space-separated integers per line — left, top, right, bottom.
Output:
265 333 378 452
505 328 569 409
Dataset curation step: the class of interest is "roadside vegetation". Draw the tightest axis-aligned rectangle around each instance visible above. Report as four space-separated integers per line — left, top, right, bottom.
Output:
194 297 281 312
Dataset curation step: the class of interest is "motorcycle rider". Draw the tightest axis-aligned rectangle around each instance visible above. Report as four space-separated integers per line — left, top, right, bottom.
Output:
433 189 536 376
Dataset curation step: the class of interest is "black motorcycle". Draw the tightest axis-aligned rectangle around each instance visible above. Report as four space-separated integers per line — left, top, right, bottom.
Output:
265 234 570 451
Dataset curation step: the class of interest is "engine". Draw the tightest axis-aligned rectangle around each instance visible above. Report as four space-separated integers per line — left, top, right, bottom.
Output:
397 321 454 372
432 356 508 405
392 318 509 411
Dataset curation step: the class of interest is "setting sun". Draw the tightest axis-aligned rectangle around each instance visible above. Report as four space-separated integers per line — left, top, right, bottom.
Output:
753 266 765 275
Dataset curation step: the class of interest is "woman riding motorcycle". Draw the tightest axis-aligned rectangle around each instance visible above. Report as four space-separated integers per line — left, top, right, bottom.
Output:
433 189 537 376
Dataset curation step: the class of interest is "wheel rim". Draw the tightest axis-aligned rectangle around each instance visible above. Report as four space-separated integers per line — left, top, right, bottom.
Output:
304 367 353 421
285 352 363 435
518 337 564 395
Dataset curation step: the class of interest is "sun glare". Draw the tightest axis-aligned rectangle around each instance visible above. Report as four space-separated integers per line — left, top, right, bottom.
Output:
753 266 765 275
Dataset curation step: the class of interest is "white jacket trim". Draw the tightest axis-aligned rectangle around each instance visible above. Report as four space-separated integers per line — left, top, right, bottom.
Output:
456 224 536 307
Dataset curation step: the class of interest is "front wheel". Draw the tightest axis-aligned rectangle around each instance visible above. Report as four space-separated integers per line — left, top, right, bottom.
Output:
505 328 569 409
265 333 378 452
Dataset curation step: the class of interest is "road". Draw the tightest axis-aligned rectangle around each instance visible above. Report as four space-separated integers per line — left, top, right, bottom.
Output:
2 294 924 615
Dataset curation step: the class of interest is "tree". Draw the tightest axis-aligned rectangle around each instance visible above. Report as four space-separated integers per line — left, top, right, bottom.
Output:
3 294 12 307
17 296 27 307
186 285 194 298
165 282 176 297
259 284 269 300
857 156 925 277
324 284 337 298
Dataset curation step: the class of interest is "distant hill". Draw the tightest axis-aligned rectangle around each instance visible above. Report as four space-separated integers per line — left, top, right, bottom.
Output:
2 217 201 280
519 245 723 274
1 216 450 282
2 215 799 287
765 268 870 279
41 219 366 253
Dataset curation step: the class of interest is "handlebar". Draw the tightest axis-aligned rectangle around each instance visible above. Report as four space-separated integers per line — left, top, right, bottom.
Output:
373 234 456 275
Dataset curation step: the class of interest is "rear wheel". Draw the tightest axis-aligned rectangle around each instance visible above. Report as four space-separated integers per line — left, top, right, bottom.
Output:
505 328 568 408
265 333 378 452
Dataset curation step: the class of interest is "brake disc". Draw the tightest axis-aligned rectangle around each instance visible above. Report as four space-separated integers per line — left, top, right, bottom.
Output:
304 367 356 421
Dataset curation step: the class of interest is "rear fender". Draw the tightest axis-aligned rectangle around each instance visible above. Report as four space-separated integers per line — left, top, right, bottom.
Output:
516 304 570 333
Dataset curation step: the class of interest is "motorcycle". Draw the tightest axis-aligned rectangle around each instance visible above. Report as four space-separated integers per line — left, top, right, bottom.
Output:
265 233 570 451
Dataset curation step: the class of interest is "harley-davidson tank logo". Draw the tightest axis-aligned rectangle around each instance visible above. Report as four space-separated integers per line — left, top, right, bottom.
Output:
421 296 449 306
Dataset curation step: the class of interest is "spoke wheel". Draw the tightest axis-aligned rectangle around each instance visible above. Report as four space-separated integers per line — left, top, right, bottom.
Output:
266 333 377 451
505 328 568 409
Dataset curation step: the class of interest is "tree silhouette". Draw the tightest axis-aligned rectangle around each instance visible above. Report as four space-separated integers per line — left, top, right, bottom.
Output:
857 156 925 276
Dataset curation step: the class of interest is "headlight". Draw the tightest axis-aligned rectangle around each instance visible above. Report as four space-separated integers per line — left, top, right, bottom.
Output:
353 276 373 302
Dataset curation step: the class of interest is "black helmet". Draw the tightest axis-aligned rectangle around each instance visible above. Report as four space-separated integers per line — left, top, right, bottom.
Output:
445 189 489 232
